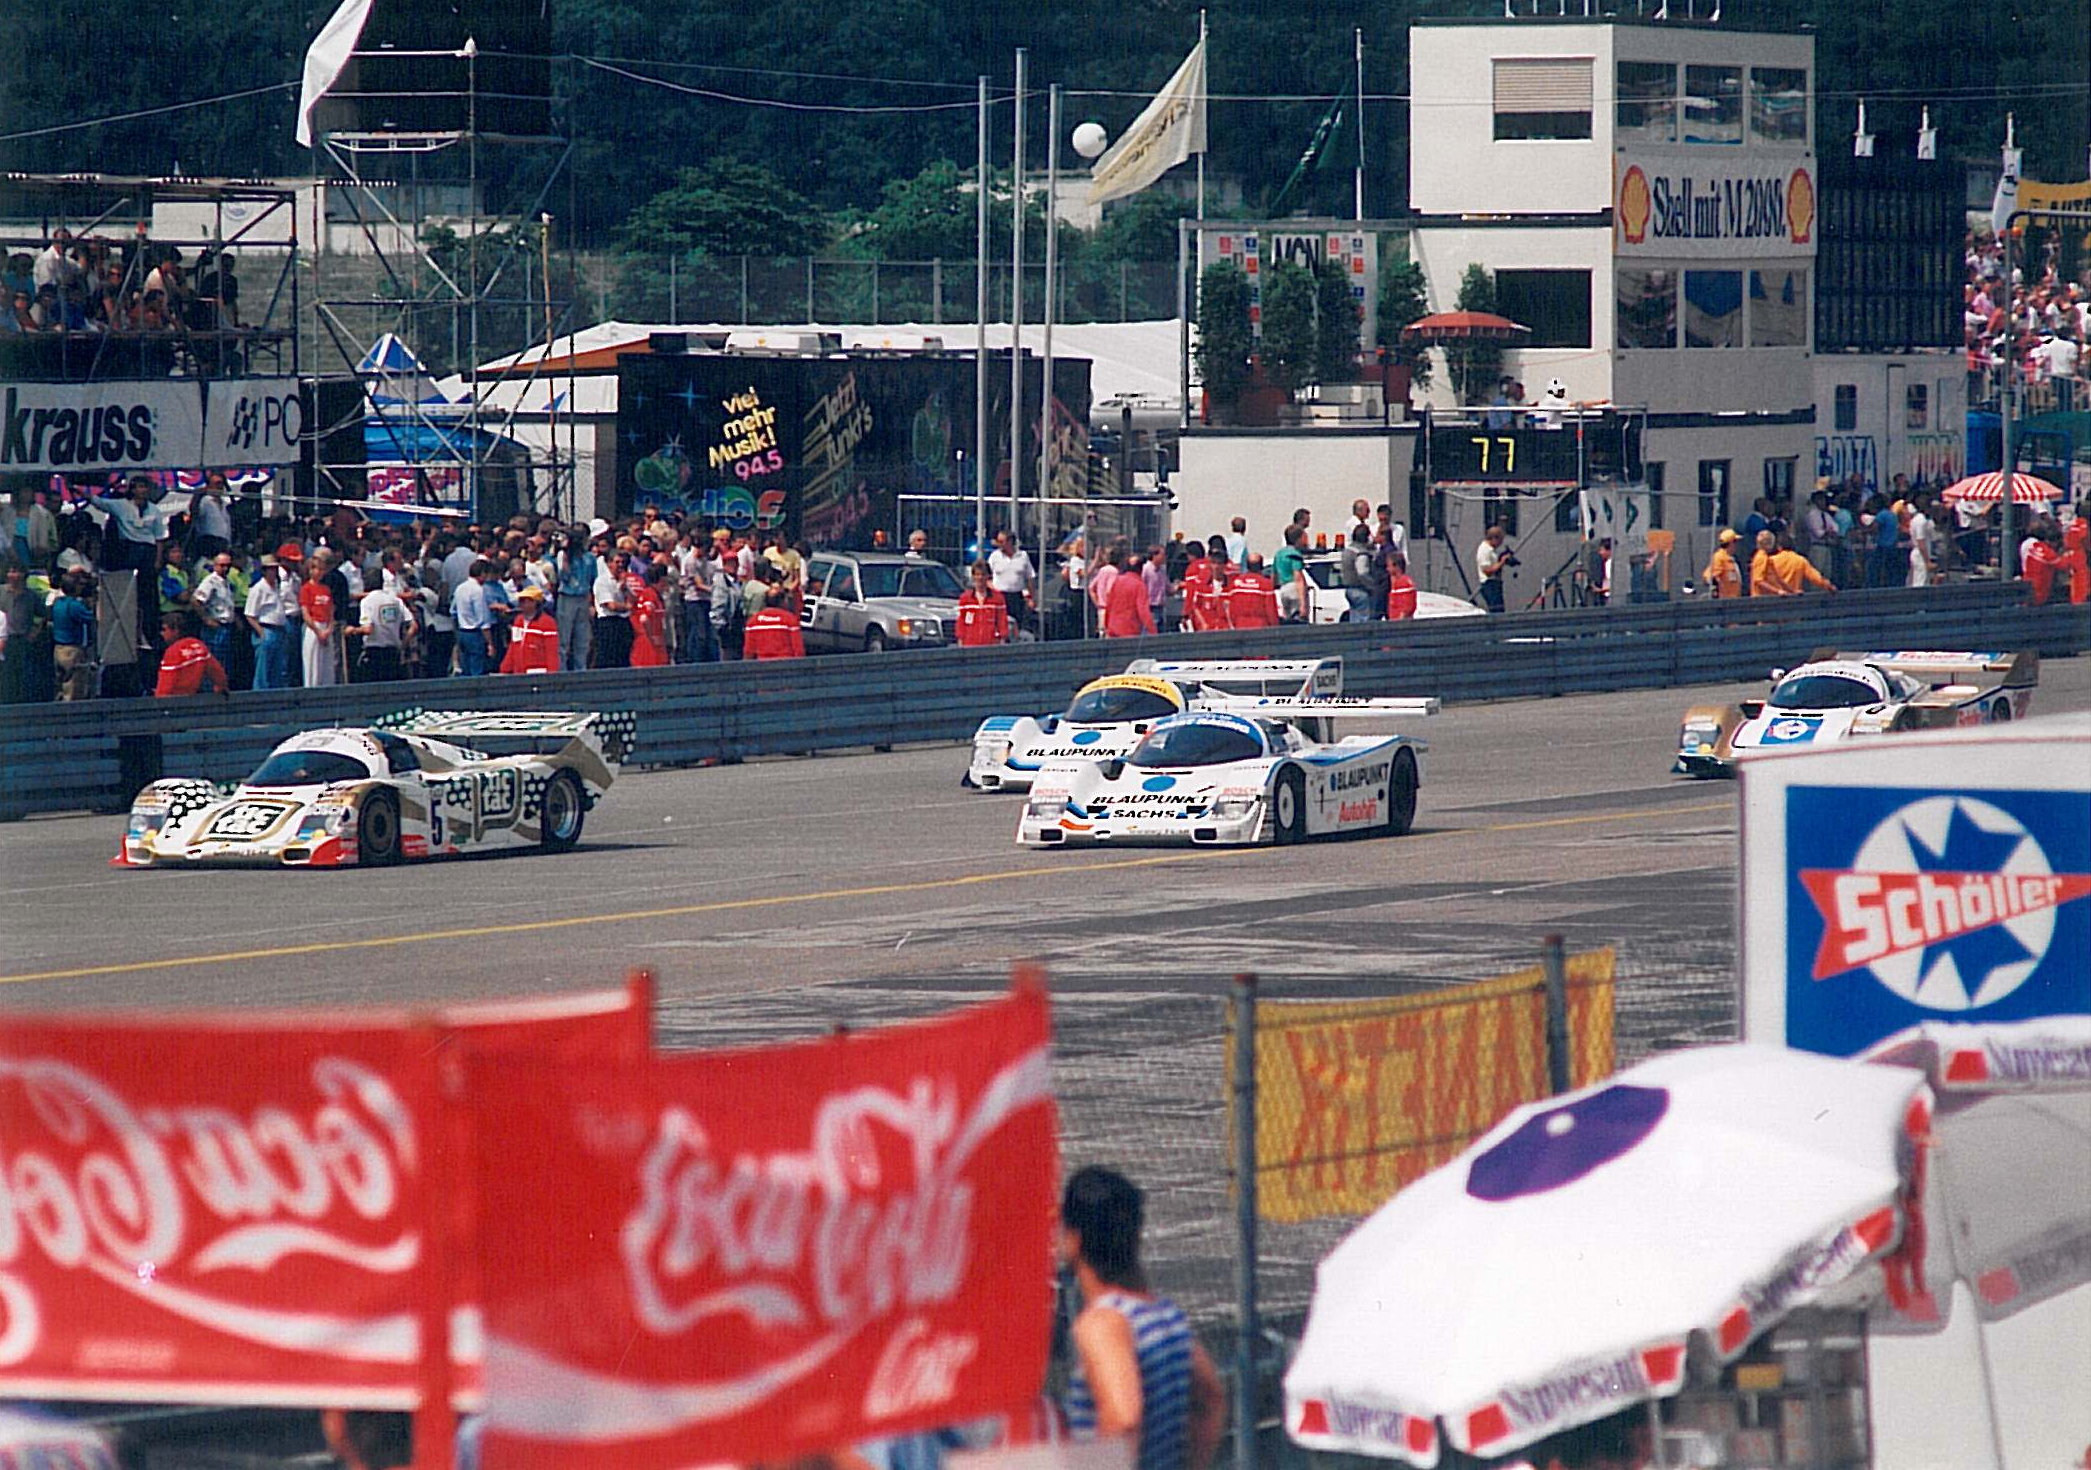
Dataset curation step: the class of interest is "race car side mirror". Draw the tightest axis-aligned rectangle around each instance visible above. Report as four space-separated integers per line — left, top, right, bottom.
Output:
1133 723 1150 734
1768 668 1786 682
1740 700 1764 720
1099 758 1125 780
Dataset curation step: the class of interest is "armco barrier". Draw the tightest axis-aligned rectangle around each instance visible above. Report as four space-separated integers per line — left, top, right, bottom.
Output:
1 583 2082 821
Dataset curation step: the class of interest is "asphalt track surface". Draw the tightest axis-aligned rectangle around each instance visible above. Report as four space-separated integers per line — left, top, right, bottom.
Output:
4 659 2088 1329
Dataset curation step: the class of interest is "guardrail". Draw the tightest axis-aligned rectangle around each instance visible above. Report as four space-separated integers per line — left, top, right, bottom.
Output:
3 583 2082 821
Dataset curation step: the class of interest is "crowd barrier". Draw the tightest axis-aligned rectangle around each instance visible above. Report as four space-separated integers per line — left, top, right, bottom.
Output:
2 582 2083 820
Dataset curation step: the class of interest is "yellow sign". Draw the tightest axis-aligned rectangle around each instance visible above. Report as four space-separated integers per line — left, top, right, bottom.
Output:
1076 674 1186 707
1236 950 1615 1223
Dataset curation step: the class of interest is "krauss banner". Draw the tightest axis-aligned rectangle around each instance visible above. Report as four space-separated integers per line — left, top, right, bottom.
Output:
468 989 1057 1470
0 985 648 1406
0 377 305 473
1616 155 1817 258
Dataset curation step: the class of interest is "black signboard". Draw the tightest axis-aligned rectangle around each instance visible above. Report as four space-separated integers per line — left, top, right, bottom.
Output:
617 351 1091 548
1427 411 1643 487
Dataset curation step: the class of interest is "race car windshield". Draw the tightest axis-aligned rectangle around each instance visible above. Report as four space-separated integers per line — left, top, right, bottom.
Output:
246 751 373 786
1065 687 1179 724
859 562 963 600
1769 674 1882 709
1128 723 1263 768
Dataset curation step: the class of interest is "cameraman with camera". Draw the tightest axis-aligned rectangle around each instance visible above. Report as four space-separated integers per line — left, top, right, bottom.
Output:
1476 524 1517 614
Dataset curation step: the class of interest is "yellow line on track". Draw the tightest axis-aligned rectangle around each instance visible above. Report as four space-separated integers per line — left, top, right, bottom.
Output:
0 798 1729 986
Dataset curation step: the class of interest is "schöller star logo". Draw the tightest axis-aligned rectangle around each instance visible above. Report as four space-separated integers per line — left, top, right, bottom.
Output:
1800 797 2091 1010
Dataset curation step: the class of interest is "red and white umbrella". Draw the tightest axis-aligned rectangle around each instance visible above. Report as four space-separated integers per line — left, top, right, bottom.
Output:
1284 1045 1929 1466
1398 311 1532 344
1939 472 2061 505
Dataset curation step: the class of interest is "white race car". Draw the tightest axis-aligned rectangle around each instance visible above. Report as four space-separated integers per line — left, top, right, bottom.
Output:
1674 650 2037 777
115 710 635 868
966 657 1347 793
1018 701 1434 848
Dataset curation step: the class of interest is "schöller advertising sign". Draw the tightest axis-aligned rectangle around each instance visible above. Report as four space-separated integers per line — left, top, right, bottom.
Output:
0 378 303 473
1738 718 2091 1057
1615 154 1816 257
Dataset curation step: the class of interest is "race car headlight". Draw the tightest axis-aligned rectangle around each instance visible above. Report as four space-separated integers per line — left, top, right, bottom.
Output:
1027 797 1068 818
128 809 162 836
1211 798 1258 819
979 739 1010 762
296 809 348 839
1680 722 1720 746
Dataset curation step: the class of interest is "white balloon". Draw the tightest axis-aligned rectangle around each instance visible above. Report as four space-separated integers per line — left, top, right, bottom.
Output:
1072 122 1110 160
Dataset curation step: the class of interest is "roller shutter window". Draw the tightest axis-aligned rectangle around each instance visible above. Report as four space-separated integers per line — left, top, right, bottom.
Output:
1493 58 1594 140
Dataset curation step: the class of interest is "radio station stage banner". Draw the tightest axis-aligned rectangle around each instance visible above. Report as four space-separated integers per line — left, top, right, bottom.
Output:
1615 154 1817 259
469 990 1057 1470
0 984 649 1408
1240 954 1615 1223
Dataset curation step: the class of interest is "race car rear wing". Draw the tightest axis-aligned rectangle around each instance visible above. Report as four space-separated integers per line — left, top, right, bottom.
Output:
1814 649 2039 692
1123 656 1342 698
1202 695 1440 721
375 709 639 766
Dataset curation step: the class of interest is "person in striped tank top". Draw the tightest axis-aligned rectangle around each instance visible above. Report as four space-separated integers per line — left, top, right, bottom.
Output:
1058 1167 1225 1470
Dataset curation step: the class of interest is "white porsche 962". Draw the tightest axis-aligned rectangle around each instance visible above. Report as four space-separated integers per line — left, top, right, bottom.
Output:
967 657 1346 793
1018 701 1434 848
115 710 635 868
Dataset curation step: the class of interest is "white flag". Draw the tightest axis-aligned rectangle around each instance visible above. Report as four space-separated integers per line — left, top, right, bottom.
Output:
1916 106 1936 160
296 0 376 148
1086 39 1207 208
1852 100 1873 157
1991 146 2023 238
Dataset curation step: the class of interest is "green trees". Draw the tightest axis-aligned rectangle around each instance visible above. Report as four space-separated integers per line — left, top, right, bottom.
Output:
615 162 831 259
1450 263 1502 405
1196 261 1253 412
1313 258 1362 383
1258 261 1318 394
1377 258 1432 390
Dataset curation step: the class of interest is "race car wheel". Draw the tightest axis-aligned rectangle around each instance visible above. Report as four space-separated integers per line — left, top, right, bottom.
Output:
1273 768 1306 845
865 628 889 653
359 790 402 867
1386 750 1419 837
540 770 586 852
1990 698 2011 723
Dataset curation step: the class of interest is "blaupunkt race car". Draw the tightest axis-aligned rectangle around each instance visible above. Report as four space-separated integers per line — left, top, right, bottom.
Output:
1018 700 1435 848
115 710 636 868
966 657 1347 793
1674 650 2037 777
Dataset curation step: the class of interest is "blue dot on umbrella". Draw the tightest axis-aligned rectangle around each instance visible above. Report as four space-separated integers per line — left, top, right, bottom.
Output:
1466 1085 1670 1201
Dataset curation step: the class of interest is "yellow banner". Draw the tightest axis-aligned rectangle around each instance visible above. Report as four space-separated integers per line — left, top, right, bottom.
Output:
1237 950 1615 1223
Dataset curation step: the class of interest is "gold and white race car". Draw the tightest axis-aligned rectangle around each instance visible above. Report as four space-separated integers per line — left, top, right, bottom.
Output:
1674 651 2036 777
115 710 635 868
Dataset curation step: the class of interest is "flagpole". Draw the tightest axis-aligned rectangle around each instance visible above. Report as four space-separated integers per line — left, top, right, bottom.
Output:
1011 48 1026 535
1041 81 1061 615
1354 28 1366 221
975 73 990 559
1196 10 1207 221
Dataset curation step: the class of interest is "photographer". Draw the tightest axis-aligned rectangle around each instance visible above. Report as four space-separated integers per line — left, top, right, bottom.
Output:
1476 524 1517 614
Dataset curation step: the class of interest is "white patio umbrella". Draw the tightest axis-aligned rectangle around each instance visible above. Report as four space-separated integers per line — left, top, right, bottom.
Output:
1284 1045 1930 1467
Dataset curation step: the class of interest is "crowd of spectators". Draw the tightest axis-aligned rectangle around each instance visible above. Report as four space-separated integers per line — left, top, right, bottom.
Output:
0 485 820 703
2 228 246 373
1965 229 2088 407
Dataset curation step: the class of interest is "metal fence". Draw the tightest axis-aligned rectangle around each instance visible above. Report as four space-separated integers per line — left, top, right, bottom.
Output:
3 583 2082 821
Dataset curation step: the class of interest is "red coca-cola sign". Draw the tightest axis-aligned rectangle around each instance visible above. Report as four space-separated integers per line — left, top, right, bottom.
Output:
0 985 648 1406
470 989 1058 1470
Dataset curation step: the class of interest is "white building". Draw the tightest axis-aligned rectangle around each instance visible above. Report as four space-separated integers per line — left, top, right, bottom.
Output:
1409 16 1819 560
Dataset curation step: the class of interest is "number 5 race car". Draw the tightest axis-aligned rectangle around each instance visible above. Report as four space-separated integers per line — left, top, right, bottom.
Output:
967 657 1345 793
1018 698 1436 848
1674 650 2036 777
115 710 636 868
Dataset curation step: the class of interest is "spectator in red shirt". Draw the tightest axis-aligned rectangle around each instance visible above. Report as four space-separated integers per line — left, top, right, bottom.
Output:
1386 552 1419 619
1223 555 1280 628
956 561 1011 646
1102 548 1157 637
629 560 671 667
2063 501 2090 604
499 585 561 673
743 587 806 659
154 610 227 697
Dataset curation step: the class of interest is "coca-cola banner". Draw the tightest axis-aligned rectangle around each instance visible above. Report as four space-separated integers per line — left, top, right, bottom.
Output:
470 990 1058 1470
0 985 649 1407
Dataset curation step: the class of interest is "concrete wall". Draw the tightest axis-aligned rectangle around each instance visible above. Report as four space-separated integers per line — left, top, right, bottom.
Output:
1811 351 1967 497
1174 428 1418 558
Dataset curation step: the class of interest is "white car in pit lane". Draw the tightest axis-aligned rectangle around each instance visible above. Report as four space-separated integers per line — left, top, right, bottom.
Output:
966 657 1348 794
1018 701 1435 848
115 710 635 868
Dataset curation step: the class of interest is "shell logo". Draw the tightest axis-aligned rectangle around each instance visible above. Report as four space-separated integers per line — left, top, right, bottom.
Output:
1619 165 1652 244
1787 167 1815 244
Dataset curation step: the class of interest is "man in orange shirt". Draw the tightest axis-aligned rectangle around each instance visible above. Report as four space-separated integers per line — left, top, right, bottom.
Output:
2062 503 2089 604
1752 532 1835 595
1224 555 1281 628
742 587 806 659
499 585 561 673
154 610 228 697
955 562 1010 646
1385 552 1418 619
1702 528 1743 599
